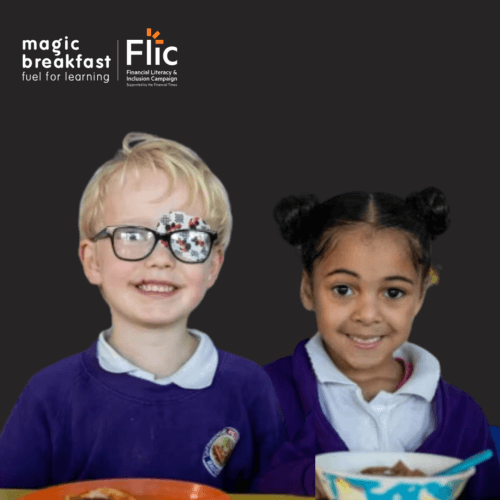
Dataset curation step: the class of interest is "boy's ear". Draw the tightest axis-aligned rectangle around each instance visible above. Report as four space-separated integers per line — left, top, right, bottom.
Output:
300 271 315 311
206 246 225 289
79 240 102 285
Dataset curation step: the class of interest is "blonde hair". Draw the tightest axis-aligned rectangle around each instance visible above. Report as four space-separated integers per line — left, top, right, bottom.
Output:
79 132 232 250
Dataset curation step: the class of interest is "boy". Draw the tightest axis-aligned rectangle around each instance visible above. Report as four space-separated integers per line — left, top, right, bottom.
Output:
0 133 284 492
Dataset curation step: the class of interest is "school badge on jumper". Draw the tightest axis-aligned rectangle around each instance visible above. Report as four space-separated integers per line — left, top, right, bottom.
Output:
202 427 240 477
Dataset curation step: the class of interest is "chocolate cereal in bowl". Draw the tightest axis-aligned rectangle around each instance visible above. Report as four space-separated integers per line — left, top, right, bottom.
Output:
315 452 475 500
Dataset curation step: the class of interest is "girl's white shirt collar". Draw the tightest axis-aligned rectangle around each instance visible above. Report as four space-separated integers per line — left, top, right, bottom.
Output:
97 328 218 389
305 332 441 402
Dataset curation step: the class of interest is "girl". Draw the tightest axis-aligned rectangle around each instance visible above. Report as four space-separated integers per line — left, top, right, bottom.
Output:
260 187 500 499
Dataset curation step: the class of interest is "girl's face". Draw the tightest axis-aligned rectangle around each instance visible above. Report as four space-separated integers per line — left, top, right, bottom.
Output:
301 225 424 376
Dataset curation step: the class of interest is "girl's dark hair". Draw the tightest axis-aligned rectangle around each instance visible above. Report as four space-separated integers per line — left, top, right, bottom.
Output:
274 187 450 279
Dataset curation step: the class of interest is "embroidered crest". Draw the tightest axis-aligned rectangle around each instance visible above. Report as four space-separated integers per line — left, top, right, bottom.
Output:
202 427 240 477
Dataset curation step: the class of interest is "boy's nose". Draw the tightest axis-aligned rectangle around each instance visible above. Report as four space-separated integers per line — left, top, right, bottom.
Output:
351 294 382 325
145 240 177 267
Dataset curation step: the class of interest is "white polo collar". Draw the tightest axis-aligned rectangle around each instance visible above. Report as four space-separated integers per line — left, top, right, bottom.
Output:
305 332 440 402
97 328 218 389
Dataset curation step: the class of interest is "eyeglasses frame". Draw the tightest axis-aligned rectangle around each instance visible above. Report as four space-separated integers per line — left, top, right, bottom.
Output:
91 225 218 264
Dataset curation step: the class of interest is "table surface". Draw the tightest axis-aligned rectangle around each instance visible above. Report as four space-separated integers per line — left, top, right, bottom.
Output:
0 490 312 500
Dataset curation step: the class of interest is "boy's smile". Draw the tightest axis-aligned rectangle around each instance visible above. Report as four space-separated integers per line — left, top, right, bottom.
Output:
136 280 178 294
80 170 223 333
301 225 424 381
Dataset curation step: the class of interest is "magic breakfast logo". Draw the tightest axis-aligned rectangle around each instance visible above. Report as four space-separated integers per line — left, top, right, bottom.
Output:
20 30 177 88
21 37 112 84
124 28 178 87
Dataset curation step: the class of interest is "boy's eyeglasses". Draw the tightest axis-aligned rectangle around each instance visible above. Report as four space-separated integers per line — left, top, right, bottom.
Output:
92 226 218 264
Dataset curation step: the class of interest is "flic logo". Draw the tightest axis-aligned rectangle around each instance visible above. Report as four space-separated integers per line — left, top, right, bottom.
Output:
127 29 177 66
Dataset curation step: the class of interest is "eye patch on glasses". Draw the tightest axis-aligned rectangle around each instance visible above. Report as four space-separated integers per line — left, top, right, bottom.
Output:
92 211 217 264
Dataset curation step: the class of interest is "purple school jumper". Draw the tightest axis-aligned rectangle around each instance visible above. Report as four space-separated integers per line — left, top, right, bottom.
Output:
260 340 500 499
0 342 285 492
253 341 317 496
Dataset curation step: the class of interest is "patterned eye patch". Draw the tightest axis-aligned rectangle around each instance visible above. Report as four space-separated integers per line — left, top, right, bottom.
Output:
156 212 214 262
157 211 212 234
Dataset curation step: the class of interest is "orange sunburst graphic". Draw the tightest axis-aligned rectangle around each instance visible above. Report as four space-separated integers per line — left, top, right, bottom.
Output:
146 28 164 45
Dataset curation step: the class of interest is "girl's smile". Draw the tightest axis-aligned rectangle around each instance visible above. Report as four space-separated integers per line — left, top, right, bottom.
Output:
301 224 425 385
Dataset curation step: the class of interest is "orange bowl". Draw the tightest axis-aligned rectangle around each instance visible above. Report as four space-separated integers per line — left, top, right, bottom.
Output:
18 478 231 500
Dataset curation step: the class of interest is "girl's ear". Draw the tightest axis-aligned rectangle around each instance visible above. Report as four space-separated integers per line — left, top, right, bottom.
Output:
300 270 315 311
79 240 103 285
416 267 437 315
415 288 426 316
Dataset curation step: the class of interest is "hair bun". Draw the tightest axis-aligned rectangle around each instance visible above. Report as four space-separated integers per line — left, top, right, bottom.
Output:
274 195 319 246
405 186 450 239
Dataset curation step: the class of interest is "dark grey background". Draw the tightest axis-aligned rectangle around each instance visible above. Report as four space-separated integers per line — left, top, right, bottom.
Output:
4 6 499 429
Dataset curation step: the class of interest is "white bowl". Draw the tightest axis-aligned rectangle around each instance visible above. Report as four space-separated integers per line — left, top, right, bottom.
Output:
316 451 475 500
